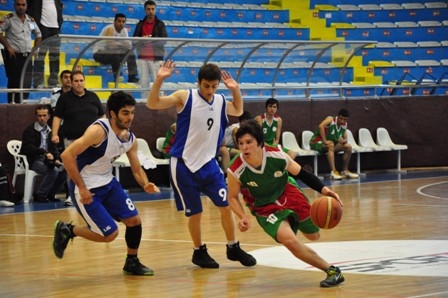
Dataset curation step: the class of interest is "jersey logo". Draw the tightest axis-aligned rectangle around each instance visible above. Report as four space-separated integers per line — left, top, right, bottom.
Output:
246 181 258 187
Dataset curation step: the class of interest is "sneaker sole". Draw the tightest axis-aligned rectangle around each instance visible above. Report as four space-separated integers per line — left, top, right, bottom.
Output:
320 275 345 287
52 220 64 259
123 270 155 276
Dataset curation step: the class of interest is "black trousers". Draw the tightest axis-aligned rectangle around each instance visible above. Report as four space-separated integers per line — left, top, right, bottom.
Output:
93 50 138 80
1 49 32 103
33 25 61 87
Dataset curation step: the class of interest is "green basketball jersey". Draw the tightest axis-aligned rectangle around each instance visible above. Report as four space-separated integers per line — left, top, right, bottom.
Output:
260 113 279 145
228 145 296 207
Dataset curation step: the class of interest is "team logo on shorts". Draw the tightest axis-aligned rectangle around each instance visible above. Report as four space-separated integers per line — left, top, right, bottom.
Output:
274 171 283 178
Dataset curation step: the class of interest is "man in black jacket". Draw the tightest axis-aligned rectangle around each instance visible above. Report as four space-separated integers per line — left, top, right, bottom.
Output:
133 0 167 98
20 105 66 202
27 0 64 87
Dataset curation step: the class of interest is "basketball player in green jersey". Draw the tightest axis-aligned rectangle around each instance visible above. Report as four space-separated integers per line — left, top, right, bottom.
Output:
227 119 345 288
255 98 297 160
309 109 359 180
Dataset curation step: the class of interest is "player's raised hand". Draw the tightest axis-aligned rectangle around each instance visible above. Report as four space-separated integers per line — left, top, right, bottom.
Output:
158 60 176 79
221 70 238 90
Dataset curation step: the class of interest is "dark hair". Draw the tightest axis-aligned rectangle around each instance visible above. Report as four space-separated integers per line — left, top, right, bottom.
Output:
265 97 279 108
36 104 50 114
107 91 136 117
198 63 221 83
144 0 156 8
70 70 84 81
338 109 350 117
59 70 72 80
235 119 264 148
115 13 126 21
239 111 252 123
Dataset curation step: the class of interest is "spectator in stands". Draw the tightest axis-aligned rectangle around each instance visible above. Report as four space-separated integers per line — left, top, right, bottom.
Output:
50 69 72 111
0 0 42 103
27 0 64 88
147 60 256 269
49 69 72 206
224 111 252 159
20 105 66 203
309 109 359 180
227 119 345 288
51 70 105 150
133 0 167 98
255 98 297 160
52 91 160 276
93 13 139 83
51 70 105 206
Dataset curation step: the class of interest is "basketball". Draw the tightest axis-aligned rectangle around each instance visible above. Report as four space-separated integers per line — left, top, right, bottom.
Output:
310 196 343 229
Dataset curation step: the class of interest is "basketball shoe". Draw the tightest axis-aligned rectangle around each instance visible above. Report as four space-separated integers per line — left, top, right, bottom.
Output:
341 171 359 179
226 241 257 266
330 170 343 180
192 244 219 268
320 265 345 287
53 220 74 259
123 257 154 276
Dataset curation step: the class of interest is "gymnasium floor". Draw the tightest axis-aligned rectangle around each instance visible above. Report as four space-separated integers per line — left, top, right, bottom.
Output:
1 168 447 297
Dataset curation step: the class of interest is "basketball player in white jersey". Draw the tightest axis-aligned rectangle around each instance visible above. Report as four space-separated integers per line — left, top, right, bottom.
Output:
53 91 160 276
146 60 256 269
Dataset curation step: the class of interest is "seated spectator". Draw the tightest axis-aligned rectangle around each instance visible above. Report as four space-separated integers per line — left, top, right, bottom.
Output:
224 111 252 158
255 98 297 160
0 163 15 207
20 105 66 202
309 109 359 180
93 13 139 83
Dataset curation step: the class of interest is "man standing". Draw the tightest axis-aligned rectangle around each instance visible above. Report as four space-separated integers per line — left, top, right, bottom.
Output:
53 91 160 275
51 70 105 149
20 105 66 202
93 13 139 83
133 0 167 98
0 0 42 103
27 0 64 88
147 60 256 269
309 109 359 180
50 69 72 110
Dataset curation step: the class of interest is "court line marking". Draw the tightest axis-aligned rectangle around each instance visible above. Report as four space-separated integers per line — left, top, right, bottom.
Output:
416 181 448 200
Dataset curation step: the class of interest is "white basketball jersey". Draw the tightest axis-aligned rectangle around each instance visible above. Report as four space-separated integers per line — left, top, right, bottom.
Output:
170 89 228 173
77 118 135 189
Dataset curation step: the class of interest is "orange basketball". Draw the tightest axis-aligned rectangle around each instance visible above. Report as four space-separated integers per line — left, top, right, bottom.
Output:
310 196 343 229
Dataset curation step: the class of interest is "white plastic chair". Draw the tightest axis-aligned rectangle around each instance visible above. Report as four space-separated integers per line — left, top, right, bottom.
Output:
282 131 318 175
358 128 392 152
301 130 314 151
376 127 408 171
112 138 169 182
6 140 42 203
346 129 373 174
156 137 165 154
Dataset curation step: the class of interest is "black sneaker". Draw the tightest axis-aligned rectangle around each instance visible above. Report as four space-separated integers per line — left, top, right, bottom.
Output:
320 266 345 287
53 220 74 259
123 257 154 276
226 241 256 267
192 244 219 268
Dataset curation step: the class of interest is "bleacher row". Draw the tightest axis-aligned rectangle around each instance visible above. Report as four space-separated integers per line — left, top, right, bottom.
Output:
1 0 447 99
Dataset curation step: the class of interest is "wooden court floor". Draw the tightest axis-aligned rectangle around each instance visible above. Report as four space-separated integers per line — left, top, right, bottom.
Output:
1 169 447 297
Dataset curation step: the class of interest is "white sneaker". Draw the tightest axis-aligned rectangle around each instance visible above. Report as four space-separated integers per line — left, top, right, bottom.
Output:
0 200 15 207
64 197 73 206
341 171 359 179
330 170 343 180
